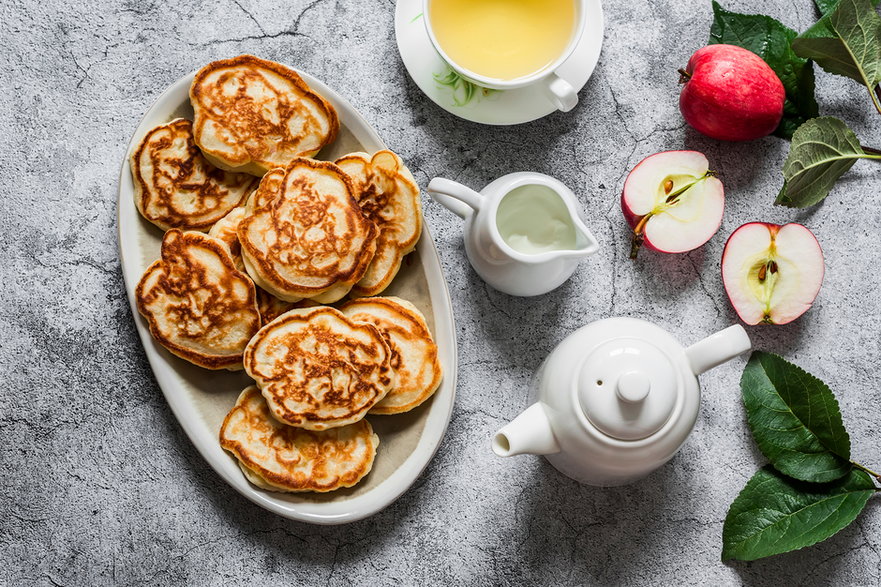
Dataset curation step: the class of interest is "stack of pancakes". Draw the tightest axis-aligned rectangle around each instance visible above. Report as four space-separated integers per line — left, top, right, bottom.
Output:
132 56 440 493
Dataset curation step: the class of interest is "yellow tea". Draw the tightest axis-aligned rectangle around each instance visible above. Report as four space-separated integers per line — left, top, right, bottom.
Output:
428 0 578 81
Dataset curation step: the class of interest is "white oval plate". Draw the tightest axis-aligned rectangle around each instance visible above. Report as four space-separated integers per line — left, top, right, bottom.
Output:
117 69 458 524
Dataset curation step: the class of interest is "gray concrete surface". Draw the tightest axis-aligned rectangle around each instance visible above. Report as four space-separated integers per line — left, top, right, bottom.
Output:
2 0 880 585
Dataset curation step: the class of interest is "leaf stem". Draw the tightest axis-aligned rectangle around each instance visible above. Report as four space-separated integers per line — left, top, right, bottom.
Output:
875 85 881 116
852 461 881 482
861 145 881 158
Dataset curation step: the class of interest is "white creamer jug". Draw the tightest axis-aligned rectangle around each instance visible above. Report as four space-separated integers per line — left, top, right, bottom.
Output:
427 173 599 296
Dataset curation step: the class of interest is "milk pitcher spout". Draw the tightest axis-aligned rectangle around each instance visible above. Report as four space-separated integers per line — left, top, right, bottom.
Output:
566 215 601 258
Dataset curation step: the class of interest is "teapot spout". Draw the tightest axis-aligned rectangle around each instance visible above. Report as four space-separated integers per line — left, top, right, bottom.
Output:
492 402 561 457
685 325 752 376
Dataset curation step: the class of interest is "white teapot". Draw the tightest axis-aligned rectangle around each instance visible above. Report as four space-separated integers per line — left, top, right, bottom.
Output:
492 317 752 486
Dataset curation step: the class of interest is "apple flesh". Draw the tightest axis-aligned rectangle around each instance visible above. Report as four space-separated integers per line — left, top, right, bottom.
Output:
679 44 785 142
621 150 725 259
722 223 824 325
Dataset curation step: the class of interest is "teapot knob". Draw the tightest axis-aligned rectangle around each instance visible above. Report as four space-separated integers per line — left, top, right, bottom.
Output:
616 370 651 403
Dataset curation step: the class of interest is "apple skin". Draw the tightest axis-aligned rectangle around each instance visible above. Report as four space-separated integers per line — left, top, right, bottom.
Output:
721 222 825 325
679 44 785 142
621 150 725 257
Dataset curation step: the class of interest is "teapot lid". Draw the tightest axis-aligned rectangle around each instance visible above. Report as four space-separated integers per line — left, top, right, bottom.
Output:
578 338 679 441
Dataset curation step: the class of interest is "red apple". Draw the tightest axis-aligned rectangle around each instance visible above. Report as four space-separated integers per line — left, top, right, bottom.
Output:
622 150 725 259
722 223 824 325
679 44 785 141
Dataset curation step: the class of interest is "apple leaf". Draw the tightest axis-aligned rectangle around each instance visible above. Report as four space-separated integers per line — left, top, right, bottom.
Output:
709 1 819 139
815 0 841 14
815 0 880 15
776 116 878 207
794 0 881 114
741 351 852 482
814 0 881 16
722 466 875 561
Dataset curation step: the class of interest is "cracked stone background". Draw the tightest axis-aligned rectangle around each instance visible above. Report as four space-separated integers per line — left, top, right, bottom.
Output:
2 0 880 585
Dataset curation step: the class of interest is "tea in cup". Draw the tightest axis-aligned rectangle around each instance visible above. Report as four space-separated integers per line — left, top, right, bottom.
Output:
423 0 586 111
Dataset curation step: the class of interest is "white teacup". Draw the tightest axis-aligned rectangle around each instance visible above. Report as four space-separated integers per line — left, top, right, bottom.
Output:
422 0 587 112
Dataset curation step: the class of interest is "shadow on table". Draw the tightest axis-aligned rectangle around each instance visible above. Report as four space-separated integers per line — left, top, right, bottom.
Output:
174 425 446 565
494 458 689 584
498 456 878 586
742 309 811 357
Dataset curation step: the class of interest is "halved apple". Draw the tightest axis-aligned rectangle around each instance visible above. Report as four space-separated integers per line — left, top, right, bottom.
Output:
722 223 825 325
621 151 725 259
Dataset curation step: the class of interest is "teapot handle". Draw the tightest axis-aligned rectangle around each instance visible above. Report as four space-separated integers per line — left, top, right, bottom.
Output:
427 177 483 219
685 325 752 376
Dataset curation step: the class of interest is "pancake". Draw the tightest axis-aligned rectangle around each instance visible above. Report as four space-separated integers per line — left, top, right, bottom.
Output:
208 205 299 323
244 306 394 430
208 206 247 270
341 297 442 414
256 289 298 324
336 150 422 297
220 386 379 493
238 158 377 304
135 229 261 370
130 118 256 231
190 55 338 176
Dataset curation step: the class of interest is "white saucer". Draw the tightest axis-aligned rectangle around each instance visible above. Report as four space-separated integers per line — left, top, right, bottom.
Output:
394 0 604 125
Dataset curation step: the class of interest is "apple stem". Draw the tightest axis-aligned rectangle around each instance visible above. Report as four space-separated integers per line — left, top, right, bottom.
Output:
677 68 691 84
629 234 644 259
630 215 652 259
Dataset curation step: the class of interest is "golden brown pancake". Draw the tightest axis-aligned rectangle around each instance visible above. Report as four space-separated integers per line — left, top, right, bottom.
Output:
131 118 256 231
190 55 338 176
255 289 298 324
208 206 247 270
336 150 422 297
220 386 379 493
238 158 378 304
244 306 394 430
135 230 261 370
341 297 442 414
208 205 299 323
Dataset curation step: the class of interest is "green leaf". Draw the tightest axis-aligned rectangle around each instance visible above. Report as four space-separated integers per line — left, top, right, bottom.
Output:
815 0 841 14
776 116 878 207
709 1 819 139
816 0 881 14
741 351 851 482
794 0 881 113
722 466 875 561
